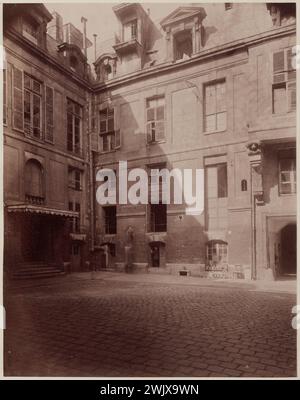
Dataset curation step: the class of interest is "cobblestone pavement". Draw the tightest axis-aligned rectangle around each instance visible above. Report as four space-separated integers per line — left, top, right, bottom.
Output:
4 274 297 378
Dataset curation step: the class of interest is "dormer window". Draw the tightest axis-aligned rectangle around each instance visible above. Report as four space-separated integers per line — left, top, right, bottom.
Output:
70 55 78 72
174 30 193 61
22 17 39 45
123 19 137 42
160 6 207 62
225 3 233 11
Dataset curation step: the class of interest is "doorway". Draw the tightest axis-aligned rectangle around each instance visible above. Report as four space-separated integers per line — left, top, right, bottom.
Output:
151 245 160 267
280 223 296 276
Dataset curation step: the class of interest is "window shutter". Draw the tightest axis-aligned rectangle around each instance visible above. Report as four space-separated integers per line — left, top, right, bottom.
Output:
287 82 296 112
146 123 152 143
287 48 296 81
155 121 165 141
45 86 54 142
273 51 285 74
90 132 99 152
12 66 24 131
115 129 121 149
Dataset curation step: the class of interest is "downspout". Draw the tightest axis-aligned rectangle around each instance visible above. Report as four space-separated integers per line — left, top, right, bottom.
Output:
88 93 95 253
251 192 257 280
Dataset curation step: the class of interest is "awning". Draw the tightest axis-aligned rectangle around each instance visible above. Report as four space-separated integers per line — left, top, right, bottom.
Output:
7 204 79 218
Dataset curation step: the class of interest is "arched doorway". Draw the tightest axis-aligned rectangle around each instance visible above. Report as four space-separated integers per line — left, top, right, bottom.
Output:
280 223 296 276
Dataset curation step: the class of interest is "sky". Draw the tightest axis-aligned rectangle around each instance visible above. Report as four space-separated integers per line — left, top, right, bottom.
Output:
46 2 182 63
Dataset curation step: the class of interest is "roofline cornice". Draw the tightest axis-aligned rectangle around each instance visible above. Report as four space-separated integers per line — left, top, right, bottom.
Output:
93 24 296 93
5 28 93 91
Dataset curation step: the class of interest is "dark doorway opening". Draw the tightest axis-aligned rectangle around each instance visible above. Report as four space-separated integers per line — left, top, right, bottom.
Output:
280 223 296 276
150 245 160 267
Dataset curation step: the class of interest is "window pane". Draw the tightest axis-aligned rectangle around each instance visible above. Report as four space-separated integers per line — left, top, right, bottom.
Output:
216 82 226 112
217 164 228 198
205 114 216 133
217 112 227 131
147 108 155 121
205 85 216 115
273 85 286 114
156 105 164 120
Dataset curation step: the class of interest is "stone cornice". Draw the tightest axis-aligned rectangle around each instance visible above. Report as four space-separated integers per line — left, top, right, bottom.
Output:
5 28 93 91
93 24 296 93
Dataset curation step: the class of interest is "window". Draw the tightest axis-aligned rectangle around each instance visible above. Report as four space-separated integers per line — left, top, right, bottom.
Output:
99 107 120 152
146 97 165 143
149 203 167 233
25 159 44 204
225 3 233 11
174 30 193 60
272 48 296 114
69 201 81 233
67 99 82 156
206 163 228 230
12 66 24 131
207 163 228 199
68 167 82 191
22 18 38 45
24 74 42 138
70 55 78 72
104 206 117 234
45 86 54 142
123 20 137 41
204 80 227 133
206 240 228 269
279 150 296 195
3 68 7 125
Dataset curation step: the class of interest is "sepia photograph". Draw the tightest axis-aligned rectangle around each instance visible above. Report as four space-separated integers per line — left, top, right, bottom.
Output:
1 1 298 380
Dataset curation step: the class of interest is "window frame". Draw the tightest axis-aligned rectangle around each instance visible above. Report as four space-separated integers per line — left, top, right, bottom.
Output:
23 73 43 140
103 205 117 235
99 106 120 153
68 167 82 191
278 156 296 196
146 96 166 144
203 79 227 134
67 98 83 156
272 47 296 115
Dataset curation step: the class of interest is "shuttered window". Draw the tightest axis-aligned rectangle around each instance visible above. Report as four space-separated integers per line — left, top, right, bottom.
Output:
12 66 24 131
99 106 120 152
45 86 54 142
272 48 296 114
23 74 42 138
146 97 165 143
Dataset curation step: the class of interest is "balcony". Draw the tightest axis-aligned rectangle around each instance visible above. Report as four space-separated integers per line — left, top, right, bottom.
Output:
25 194 45 205
113 37 142 56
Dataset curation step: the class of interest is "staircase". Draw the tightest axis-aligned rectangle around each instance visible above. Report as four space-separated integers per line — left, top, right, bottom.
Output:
12 262 66 280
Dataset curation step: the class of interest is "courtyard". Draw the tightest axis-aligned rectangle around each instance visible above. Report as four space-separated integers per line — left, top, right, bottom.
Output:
4 272 297 378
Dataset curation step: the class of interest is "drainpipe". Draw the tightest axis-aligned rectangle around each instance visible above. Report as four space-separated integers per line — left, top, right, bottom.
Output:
81 17 88 58
251 192 258 280
88 93 95 253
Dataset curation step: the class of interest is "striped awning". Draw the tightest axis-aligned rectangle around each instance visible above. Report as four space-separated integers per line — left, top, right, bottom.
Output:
7 204 79 218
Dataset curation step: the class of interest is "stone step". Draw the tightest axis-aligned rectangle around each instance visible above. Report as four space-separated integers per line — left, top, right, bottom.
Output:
12 264 65 279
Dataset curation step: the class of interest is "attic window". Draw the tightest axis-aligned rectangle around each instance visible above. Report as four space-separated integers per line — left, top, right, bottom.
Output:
174 30 192 61
225 3 233 11
70 55 78 71
123 19 137 42
22 17 39 45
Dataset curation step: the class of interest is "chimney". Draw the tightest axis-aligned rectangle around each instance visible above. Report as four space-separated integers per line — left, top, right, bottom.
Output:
81 17 88 58
93 34 97 62
47 11 63 43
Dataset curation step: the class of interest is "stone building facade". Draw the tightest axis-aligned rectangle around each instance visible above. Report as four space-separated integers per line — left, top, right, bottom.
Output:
3 3 297 280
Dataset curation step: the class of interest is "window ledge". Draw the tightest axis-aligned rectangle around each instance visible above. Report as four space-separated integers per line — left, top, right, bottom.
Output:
204 129 227 135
